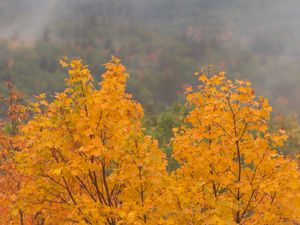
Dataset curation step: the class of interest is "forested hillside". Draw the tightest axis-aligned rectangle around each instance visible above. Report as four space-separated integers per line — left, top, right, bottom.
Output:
0 0 300 114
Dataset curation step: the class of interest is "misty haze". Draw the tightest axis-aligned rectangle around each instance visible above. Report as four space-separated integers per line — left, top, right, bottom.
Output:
0 0 299 114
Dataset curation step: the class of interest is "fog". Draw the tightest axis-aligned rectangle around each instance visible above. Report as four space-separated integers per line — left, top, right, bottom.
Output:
3 0 300 53
0 0 58 40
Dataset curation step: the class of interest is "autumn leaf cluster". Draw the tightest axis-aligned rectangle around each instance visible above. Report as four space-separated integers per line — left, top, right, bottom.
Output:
0 57 300 224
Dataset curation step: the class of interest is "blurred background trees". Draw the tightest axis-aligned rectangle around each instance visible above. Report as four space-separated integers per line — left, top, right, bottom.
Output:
0 0 300 114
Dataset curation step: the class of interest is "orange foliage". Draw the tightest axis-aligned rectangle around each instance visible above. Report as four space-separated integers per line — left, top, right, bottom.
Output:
0 58 299 225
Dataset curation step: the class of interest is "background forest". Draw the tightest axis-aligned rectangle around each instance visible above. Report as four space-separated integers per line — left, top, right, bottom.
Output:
0 0 300 160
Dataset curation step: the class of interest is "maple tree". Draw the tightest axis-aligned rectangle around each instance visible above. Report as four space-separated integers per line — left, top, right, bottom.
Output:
0 82 33 225
10 57 171 224
171 72 300 224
